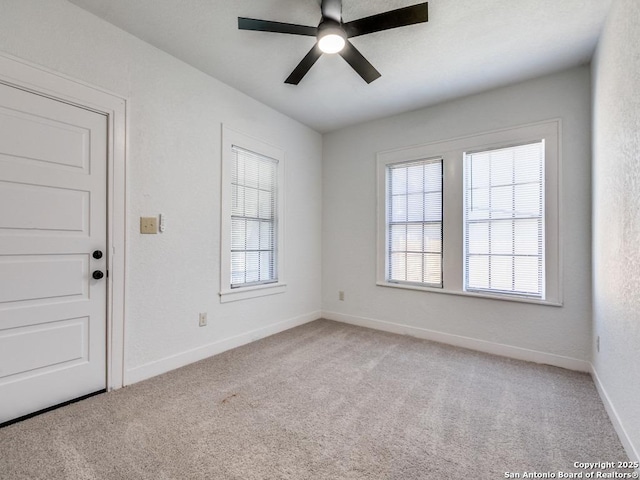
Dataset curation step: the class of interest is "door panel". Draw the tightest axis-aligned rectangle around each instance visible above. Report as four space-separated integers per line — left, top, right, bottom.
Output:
0 181 89 233
0 82 107 424
0 254 88 304
0 316 88 380
0 105 90 172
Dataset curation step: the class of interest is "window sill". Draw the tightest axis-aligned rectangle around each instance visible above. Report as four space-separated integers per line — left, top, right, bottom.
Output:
375 281 562 307
219 282 287 303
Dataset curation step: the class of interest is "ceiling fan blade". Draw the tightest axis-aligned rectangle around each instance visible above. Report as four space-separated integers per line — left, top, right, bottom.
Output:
321 0 343 23
339 40 381 84
238 17 317 36
343 2 428 38
285 44 323 85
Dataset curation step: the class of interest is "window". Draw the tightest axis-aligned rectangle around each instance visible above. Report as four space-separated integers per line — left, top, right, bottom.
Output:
220 127 285 303
231 146 277 287
377 120 560 305
464 142 544 298
386 158 443 287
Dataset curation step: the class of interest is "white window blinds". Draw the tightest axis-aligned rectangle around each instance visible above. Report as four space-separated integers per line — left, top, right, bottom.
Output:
231 146 278 288
386 158 443 287
464 141 545 298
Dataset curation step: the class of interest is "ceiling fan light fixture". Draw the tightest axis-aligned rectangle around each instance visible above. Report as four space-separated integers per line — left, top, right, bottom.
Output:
317 24 346 54
238 1 429 84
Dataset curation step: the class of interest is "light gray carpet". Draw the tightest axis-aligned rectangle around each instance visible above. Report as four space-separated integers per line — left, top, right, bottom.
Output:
0 319 630 479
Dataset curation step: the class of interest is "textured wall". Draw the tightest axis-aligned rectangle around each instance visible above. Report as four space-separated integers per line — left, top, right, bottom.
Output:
322 66 593 363
0 0 322 382
592 0 640 460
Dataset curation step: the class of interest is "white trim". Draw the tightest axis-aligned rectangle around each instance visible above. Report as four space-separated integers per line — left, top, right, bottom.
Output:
376 119 562 306
125 310 321 385
323 311 590 372
220 125 286 302
0 52 127 390
375 281 563 307
591 365 640 464
219 282 287 303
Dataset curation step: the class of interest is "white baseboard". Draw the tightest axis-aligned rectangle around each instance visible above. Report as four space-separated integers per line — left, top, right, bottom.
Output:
590 364 640 464
124 310 321 385
323 311 591 372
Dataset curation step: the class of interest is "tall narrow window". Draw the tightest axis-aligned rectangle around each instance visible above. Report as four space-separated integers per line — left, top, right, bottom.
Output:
386 158 443 287
221 127 285 303
231 146 278 288
464 141 545 298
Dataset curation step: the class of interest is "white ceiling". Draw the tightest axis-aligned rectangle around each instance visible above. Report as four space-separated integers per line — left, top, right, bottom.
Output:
68 0 612 133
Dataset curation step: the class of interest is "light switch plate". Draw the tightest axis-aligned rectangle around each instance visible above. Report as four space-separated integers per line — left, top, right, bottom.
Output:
140 216 158 234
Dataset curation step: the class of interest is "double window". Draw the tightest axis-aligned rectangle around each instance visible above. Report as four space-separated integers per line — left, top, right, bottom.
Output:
377 121 560 305
220 127 285 303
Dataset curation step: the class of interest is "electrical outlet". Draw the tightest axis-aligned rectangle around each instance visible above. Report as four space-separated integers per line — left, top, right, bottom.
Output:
140 216 158 234
597 335 600 353
199 312 207 327
339 291 345 301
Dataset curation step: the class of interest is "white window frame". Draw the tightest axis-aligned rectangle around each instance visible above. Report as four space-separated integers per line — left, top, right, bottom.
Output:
376 120 562 306
220 126 286 303
385 157 444 288
463 141 546 299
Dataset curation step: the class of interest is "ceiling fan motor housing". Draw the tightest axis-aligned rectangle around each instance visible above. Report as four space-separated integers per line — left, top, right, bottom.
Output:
317 19 347 53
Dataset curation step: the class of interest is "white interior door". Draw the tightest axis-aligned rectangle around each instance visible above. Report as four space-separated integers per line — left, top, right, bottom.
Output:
0 82 107 424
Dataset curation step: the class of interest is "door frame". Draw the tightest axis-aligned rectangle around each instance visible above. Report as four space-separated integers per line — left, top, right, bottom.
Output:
0 52 127 391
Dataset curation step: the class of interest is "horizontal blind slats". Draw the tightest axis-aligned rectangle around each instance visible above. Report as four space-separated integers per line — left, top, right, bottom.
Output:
387 158 443 287
231 146 278 288
464 141 545 298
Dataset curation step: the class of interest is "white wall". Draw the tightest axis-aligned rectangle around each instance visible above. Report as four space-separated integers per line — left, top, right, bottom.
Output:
0 0 322 383
591 0 640 461
322 66 593 368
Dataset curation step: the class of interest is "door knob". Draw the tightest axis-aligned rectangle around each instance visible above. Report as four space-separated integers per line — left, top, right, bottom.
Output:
93 250 103 259
92 270 104 280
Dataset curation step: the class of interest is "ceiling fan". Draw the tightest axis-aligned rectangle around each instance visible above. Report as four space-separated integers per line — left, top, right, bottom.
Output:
238 0 429 85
